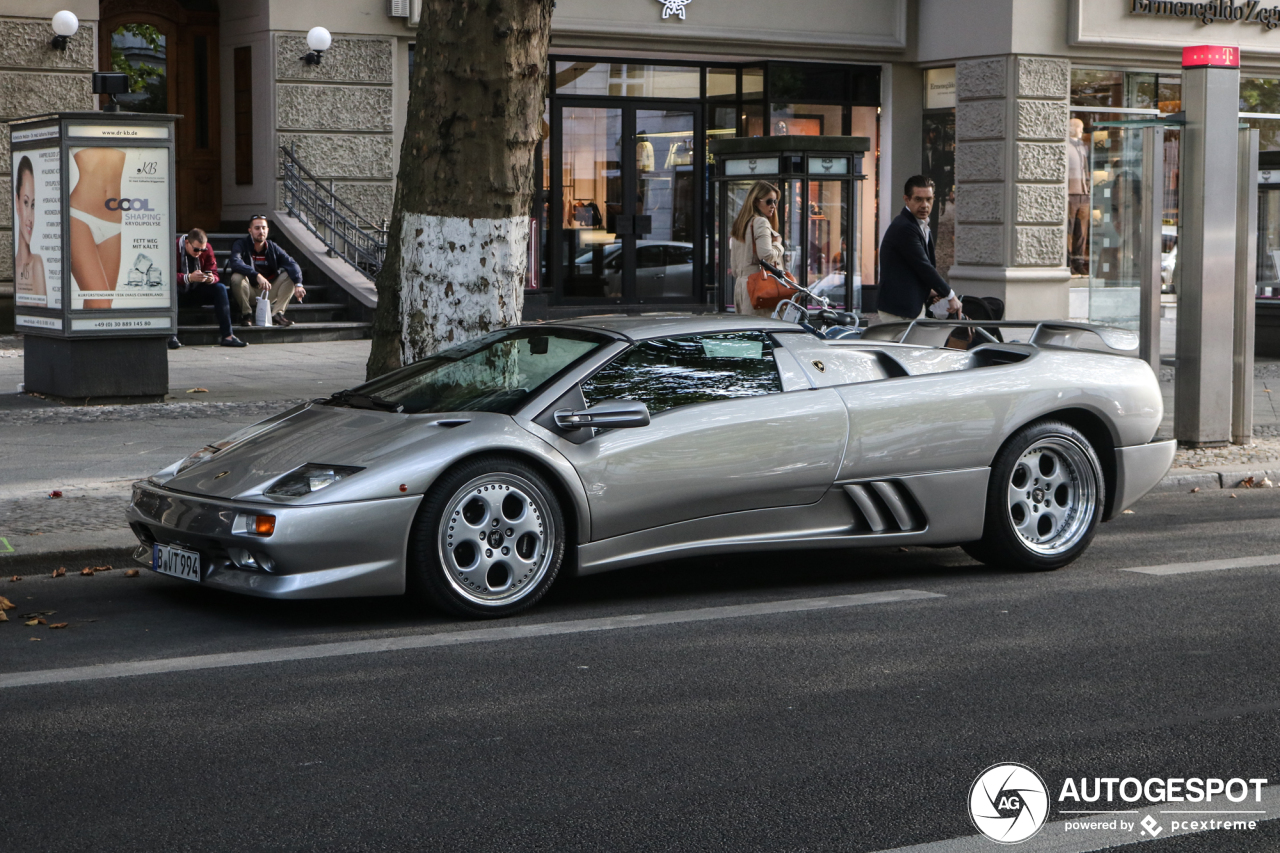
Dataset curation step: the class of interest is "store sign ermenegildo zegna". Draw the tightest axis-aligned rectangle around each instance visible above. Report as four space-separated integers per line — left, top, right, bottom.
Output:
1129 0 1280 30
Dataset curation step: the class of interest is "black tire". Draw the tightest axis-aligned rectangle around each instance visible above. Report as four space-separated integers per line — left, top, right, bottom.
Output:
408 455 565 619
966 420 1104 572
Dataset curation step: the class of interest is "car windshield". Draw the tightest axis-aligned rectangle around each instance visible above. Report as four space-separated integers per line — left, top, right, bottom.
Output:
333 328 609 415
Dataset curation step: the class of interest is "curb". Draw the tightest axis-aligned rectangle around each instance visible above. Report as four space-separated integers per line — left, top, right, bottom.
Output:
1150 464 1280 493
0 546 138 575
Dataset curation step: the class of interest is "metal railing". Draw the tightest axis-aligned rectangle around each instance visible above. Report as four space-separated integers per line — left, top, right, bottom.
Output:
279 143 388 280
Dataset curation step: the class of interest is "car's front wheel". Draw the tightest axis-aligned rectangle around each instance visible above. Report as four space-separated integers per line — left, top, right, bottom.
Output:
964 420 1104 572
408 456 565 618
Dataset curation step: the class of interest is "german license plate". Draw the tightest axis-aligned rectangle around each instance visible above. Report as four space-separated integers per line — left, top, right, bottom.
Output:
152 543 201 582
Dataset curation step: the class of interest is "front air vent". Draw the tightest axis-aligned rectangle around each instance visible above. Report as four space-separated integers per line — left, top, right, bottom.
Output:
843 481 926 534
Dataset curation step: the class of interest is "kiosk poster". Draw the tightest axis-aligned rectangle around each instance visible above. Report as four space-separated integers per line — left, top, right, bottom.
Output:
67 146 170 310
12 148 62 309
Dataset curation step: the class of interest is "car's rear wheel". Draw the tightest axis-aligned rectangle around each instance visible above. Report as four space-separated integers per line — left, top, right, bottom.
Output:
963 420 1104 572
408 456 565 618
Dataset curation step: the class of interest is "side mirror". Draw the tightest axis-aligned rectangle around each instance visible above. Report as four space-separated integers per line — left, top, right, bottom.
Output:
554 399 651 430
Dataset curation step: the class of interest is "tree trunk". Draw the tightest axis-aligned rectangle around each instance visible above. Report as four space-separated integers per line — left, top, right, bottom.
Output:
367 0 553 380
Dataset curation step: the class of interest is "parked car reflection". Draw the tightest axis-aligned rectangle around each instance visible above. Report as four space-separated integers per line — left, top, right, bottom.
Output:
573 240 693 298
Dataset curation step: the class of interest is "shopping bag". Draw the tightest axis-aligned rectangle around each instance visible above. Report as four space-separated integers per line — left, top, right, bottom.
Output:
255 295 273 327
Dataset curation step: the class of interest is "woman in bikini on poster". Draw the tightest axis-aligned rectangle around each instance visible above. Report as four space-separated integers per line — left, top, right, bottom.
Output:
68 147 125 310
13 155 46 302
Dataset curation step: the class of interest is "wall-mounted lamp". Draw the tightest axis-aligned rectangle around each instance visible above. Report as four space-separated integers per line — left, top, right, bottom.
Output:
301 27 332 65
50 10 78 50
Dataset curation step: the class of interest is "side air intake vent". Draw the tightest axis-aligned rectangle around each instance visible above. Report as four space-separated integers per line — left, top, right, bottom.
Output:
842 481 926 534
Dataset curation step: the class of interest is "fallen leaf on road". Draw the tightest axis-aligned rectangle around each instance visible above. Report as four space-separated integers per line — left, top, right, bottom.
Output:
124 569 139 578
94 565 113 572
18 611 54 618
29 637 40 641
36 618 47 625
48 622 67 629
1230 493 1238 498
1239 476 1256 488
1262 478 1275 488
0 610 7 622
1122 509 1136 514
186 387 209 394
24 619 38 626
0 596 13 610
51 567 65 578
48 490 62 498
1191 487 1200 493
8 576 20 582
80 568 94 576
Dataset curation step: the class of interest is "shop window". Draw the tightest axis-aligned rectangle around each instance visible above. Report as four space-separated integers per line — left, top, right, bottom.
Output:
554 62 699 99
743 104 764 138
770 104 843 136
1070 69 1124 109
707 67 737 100
742 67 764 98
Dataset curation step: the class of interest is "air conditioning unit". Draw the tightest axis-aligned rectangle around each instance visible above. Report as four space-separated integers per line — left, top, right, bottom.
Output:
409 0 421 26
387 0 409 16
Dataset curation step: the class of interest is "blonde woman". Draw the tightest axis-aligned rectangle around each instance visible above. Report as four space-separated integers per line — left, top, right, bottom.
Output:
729 180 784 317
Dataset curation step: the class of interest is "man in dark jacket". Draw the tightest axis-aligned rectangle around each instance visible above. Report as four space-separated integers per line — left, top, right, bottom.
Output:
226 215 305 326
876 175 960 323
177 228 245 348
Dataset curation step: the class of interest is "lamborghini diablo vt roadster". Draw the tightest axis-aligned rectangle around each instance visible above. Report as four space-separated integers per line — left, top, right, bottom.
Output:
128 314 1174 618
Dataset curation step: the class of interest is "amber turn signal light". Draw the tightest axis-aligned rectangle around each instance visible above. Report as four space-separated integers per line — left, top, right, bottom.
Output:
253 515 276 536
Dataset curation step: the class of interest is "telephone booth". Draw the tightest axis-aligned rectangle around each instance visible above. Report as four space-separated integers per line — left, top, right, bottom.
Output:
709 136 869 313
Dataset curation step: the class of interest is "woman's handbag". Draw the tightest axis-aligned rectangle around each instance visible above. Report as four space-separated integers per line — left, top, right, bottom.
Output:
746 229 797 311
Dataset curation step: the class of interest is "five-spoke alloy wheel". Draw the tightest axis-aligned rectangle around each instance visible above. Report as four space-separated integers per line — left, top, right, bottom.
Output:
410 456 565 618
965 420 1104 572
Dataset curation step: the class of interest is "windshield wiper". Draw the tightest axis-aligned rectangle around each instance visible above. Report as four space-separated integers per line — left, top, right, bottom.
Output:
326 389 403 413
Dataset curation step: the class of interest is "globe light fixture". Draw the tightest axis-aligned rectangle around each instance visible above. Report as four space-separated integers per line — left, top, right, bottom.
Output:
302 26 332 65
50 10 78 51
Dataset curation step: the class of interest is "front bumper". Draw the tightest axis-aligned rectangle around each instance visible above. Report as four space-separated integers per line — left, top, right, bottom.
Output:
127 482 422 599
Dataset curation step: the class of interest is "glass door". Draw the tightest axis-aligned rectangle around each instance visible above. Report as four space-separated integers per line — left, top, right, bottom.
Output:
554 102 699 304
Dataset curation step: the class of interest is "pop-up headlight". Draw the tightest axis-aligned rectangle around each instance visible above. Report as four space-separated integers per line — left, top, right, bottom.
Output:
264 464 364 498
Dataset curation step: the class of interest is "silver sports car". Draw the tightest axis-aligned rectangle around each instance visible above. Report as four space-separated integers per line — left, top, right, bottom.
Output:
127 314 1175 618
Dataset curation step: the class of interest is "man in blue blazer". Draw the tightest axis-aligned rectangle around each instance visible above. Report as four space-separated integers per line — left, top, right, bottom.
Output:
877 175 961 323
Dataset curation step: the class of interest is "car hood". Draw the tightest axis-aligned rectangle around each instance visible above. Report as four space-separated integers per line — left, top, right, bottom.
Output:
164 403 468 500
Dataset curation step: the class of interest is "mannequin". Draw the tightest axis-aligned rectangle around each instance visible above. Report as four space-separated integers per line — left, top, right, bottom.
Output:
1067 118 1091 275
636 132 655 173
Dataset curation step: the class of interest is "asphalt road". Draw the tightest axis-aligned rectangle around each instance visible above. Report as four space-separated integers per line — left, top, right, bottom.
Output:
3 487 1280 852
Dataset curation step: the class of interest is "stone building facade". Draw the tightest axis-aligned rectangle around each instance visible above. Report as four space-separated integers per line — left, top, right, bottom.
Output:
0 0 95 328
7 0 1280 327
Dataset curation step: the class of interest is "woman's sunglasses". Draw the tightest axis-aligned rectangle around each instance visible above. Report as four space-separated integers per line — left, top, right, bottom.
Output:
760 198 778 207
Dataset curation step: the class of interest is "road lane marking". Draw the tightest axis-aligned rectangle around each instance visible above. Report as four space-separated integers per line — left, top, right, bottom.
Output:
872 784 1280 853
0 588 943 690
1121 553 1280 576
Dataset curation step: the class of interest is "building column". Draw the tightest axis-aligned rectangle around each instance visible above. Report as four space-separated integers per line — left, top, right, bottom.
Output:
949 55 1071 320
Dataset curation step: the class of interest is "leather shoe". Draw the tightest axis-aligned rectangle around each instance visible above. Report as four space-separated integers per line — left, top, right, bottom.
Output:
167 336 182 350
272 312 294 327
220 336 248 348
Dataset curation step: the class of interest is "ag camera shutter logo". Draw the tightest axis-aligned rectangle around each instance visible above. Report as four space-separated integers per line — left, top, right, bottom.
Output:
969 763 1050 844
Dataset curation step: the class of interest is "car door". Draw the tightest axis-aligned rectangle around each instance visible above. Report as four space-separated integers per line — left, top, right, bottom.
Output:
555 331 848 541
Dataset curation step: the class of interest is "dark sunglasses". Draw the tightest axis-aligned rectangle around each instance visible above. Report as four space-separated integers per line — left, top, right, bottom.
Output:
760 198 778 207
249 215 270 224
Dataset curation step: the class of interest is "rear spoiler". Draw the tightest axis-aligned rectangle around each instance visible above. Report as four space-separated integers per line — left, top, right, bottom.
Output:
859 320 1140 356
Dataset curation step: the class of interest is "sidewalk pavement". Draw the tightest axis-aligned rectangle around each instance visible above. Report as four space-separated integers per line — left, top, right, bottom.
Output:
0 335 369 570
0 330 1278 574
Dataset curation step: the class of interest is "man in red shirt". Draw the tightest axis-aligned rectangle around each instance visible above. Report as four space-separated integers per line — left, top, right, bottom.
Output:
177 228 246 348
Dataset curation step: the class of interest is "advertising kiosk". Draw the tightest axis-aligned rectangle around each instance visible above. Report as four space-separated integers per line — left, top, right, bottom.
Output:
709 136 869 314
10 111 178 402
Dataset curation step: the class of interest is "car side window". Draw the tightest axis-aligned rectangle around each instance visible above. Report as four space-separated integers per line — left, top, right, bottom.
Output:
581 331 782 414
636 245 665 269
